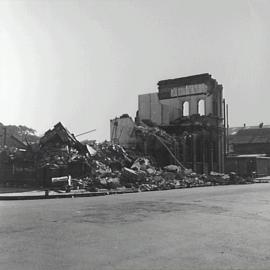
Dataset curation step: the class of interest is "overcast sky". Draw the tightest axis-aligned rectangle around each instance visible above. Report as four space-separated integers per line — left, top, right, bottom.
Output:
0 0 269 140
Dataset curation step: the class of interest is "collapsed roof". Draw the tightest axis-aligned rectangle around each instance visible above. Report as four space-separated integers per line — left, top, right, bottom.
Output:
39 122 79 148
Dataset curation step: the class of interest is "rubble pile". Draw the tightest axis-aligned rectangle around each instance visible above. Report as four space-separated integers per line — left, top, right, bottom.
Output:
34 123 255 191
37 122 90 169
0 122 255 190
134 123 185 169
37 147 86 168
92 141 133 170
135 124 177 146
83 152 253 192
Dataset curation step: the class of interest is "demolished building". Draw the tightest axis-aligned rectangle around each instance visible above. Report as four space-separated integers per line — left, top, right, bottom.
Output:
36 122 92 186
111 73 226 174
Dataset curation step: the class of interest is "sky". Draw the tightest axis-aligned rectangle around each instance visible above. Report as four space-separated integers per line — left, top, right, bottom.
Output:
0 0 269 141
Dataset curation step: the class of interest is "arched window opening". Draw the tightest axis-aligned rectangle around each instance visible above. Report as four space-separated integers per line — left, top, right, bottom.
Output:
198 99 205 116
183 101 190 116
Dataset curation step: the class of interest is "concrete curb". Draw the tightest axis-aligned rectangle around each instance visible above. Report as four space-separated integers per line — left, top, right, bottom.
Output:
0 183 261 201
0 189 139 201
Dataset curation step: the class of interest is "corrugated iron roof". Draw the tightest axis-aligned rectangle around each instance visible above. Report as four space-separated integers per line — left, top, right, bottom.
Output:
228 125 270 135
230 126 270 144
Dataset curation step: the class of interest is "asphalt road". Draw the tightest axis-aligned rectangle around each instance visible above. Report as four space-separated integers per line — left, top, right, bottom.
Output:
1 184 270 270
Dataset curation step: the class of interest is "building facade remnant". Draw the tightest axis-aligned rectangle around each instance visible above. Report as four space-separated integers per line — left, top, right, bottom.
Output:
110 114 137 148
112 73 226 173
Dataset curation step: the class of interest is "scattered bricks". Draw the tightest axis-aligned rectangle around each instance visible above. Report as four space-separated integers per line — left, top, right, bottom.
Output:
164 165 181 173
161 171 177 181
121 167 139 183
146 168 156 175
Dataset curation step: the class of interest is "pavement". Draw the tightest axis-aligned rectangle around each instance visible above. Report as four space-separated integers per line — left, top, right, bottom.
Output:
1 184 270 270
0 187 137 200
255 176 270 182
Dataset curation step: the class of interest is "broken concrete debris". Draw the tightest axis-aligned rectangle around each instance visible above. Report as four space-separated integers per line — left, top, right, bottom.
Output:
0 122 256 191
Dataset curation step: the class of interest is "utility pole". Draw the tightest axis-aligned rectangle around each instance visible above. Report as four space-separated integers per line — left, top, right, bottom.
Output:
3 126 7 147
223 99 226 156
226 104 229 153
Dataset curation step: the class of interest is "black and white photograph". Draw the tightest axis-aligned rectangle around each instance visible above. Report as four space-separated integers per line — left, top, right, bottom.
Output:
0 0 270 269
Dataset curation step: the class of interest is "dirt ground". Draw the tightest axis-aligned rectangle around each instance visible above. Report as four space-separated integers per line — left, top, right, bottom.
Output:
1 184 270 270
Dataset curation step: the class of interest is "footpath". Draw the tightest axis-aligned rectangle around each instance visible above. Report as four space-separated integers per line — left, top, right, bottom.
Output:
0 188 138 200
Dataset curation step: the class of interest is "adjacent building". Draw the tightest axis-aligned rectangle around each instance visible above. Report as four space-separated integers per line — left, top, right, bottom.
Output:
229 125 270 155
225 124 270 176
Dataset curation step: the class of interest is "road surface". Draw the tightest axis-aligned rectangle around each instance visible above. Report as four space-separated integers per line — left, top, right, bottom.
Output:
1 184 270 270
